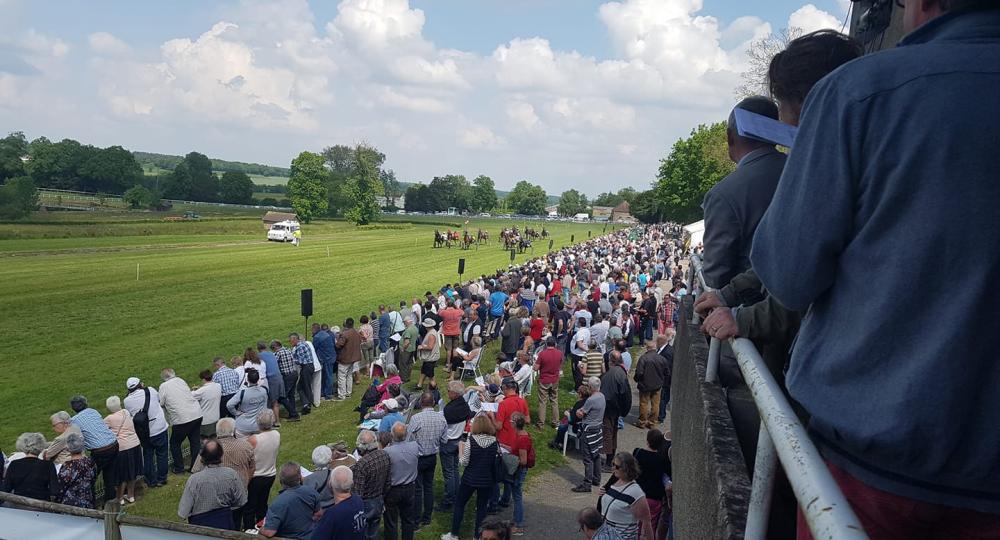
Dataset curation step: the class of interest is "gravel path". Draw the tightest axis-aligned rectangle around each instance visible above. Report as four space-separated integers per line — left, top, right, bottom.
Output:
494 381 670 539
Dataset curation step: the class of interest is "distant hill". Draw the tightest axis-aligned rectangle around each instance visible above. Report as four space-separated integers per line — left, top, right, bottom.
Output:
133 151 290 179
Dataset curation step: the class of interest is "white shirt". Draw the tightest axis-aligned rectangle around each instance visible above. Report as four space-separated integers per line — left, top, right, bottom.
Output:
535 284 546 297
192 381 222 426
513 363 532 387
242 361 268 387
158 377 204 425
123 387 169 436
252 430 281 477
571 327 591 356
412 304 423 323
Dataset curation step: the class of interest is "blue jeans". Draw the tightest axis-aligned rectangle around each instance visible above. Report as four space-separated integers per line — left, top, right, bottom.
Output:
511 468 527 525
439 439 460 507
658 383 671 422
142 430 168 485
321 358 336 398
642 318 654 341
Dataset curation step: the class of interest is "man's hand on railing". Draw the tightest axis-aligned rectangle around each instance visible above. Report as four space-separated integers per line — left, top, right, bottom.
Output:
694 291 725 316
700 307 740 340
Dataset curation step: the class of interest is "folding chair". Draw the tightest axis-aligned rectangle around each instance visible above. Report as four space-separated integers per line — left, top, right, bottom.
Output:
458 348 484 381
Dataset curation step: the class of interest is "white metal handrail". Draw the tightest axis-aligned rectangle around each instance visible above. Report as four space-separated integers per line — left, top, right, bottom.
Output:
688 255 868 540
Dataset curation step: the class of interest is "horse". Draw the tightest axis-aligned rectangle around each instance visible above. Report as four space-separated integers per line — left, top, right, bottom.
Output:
433 230 447 248
477 229 490 245
517 237 533 253
540 228 549 239
462 231 475 250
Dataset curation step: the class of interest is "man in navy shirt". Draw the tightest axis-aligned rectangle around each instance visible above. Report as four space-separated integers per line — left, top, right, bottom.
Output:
310 466 364 540
261 462 322 540
751 2 1000 535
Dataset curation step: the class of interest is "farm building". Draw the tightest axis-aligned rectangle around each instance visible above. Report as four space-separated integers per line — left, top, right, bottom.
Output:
591 206 614 222
611 201 636 223
262 211 298 229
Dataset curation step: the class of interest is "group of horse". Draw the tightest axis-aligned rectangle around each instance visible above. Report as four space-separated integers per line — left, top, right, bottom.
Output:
431 226 548 253
433 228 490 250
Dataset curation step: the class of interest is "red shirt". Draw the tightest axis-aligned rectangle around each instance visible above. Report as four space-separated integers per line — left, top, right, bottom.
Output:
439 308 463 336
529 318 544 341
496 395 529 448
535 348 563 385
509 431 535 468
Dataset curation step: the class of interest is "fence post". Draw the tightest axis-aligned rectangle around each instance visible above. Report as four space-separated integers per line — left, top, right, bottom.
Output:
705 337 720 383
745 424 778 540
104 500 122 540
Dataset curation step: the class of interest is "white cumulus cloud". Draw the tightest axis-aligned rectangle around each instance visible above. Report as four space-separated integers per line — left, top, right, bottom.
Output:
788 4 843 34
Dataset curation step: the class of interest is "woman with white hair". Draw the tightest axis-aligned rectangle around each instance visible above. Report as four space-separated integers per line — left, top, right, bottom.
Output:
1 432 58 502
243 409 280 530
105 395 142 505
57 432 96 509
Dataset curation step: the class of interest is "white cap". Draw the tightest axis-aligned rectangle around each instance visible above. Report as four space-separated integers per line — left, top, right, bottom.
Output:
126 377 141 390
383 398 399 411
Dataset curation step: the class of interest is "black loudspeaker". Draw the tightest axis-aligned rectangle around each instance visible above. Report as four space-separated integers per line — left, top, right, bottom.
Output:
458 258 466 275
510 249 516 262
548 239 554 250
571 234 575 243
588 230 592 237
301 289 313 317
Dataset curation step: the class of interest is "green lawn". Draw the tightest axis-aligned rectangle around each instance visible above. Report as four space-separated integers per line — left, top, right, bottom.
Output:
0 214 619 537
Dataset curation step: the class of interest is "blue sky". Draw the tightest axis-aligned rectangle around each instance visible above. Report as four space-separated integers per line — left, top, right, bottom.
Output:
0 0 850 196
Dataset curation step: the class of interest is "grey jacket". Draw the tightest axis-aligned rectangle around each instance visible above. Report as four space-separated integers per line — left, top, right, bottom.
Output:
701 147 786 289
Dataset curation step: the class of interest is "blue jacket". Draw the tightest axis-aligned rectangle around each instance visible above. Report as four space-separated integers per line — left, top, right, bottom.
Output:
751 10 1000 513
312 330 336 363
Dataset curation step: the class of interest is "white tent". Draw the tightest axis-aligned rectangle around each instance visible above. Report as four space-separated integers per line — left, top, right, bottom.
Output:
683 219 705 247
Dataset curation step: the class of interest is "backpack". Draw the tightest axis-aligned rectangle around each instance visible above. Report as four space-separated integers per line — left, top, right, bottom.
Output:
133 388 151 444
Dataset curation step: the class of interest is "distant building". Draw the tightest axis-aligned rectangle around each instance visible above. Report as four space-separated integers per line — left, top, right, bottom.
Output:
262 211 298 229
611 201 636 223
377 195 405 208
591 206 614 222
545 204 559 217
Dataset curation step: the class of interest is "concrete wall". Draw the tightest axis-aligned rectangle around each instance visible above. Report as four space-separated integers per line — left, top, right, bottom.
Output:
672 296 751 540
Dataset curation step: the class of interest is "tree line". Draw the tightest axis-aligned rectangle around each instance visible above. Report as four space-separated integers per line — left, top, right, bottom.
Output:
133 151 290 178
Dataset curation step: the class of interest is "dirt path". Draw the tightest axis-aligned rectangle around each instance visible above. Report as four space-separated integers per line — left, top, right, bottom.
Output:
497 379 670 539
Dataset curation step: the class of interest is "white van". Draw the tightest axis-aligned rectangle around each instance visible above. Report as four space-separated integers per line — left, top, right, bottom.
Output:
267 220 300 242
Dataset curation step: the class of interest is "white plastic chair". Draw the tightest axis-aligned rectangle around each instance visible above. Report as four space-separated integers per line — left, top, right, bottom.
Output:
369 352 386 378
457 348 483 381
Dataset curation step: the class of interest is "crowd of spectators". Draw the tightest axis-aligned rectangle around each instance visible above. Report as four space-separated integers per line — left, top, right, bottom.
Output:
1 222 683 540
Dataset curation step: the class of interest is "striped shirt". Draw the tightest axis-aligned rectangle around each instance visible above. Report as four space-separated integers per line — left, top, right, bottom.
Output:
71 408 117 449
212 366 240 395
274 347 296 375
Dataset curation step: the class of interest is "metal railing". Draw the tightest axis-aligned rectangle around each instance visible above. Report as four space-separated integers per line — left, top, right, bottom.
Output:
688 254 868 540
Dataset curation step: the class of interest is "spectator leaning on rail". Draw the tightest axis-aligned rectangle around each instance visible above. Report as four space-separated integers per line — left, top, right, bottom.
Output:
699 96 786 290
104 395 143 505
158 368 203 474
192 369 222 439
43 409 82 465
227 368 269 438
69 394 119 502
749 2 1000 536
3 432 59 502
211 356 240 419
122 377 170 487
178 440 247 530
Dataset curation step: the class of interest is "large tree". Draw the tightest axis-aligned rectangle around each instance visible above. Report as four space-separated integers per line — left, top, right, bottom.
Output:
654 122 734 223
558 189 588 216
0 132 28 182
0 176 39 219
404 183 430 212
287 151 329 223
26 138 94 190
506 180 547 215
470 175 497 213
630 189 662 224
78 145 143 193
425 175 471 212
592 191 624 208
218 171 254 204
344 144 383 225
184 151 218 202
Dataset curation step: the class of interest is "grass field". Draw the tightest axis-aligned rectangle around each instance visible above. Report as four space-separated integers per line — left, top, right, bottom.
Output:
0 212 621 537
